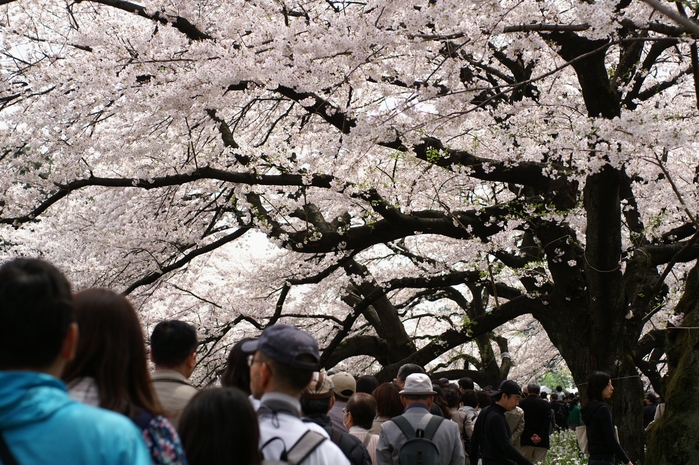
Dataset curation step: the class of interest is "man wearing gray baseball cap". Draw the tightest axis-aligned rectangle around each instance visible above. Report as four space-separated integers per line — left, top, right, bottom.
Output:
242 324 349 465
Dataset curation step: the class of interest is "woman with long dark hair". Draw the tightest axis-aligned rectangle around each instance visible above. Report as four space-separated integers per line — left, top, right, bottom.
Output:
178 387 262 465
62 288 188 465
220 337 255 393
580 371 633 465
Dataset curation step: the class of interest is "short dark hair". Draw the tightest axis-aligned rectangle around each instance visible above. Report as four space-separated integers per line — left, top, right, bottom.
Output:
179 387 261 465
458 377 474 390
150 320 198 368
397 363 424 382
372 382 404 418
585 371 611 404
347 393 377 430
444 386 461 408
300 396 332 416
0 258 73 370
460 389 478 408
356 375 380 394
476 389 492 408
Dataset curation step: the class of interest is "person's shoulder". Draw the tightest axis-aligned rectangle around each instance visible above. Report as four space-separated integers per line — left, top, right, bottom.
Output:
311 431 351 464
342 431 365 446
61 403 144 440
402 405 431 420
151 372 197 390
305 418 332 438
581 401 609 417
437 416 460 435
59 403 151 464
60 401 132 428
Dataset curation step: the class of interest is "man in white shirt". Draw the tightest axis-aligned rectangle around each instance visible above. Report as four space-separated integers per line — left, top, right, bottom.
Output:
243 324 350 465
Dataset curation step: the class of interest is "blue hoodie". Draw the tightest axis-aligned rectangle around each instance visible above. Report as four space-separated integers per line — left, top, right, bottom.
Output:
0 371 151 465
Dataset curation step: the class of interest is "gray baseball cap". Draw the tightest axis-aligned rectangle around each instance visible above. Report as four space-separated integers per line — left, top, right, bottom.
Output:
241 324 320 371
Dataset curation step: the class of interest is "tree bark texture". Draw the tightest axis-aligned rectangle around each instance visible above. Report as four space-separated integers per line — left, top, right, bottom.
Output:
646 261 699 465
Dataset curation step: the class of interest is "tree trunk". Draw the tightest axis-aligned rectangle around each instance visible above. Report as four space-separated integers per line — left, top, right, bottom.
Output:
536 167 645 461
645 261 699 464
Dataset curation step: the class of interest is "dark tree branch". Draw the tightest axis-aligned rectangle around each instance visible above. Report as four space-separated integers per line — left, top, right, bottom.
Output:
121 227 251 295
622 39 678 110
503 23 590 33
91 0 212 41
328 294 544 375
0 168 336 226
412 137 576 197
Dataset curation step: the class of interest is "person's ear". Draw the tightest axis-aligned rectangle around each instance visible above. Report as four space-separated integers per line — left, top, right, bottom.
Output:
400 395 408 407
259 361 273 389
61 323 79 361
149 351 155 363
345 411 354 429
187 351 196 369
426 395 434 409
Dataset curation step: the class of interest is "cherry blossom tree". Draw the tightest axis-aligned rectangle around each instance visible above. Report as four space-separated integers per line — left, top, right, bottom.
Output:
2 0 699 460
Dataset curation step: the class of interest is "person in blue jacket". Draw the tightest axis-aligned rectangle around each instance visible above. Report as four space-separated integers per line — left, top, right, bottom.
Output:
0 258 151 465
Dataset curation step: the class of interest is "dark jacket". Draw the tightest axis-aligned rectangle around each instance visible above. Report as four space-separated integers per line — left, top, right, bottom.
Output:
642 403 657 429
303 413 372 465
580 401 631 463
469 404 533 465
519 394 551 448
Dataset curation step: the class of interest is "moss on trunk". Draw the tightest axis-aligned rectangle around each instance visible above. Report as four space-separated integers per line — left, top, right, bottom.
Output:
645 262 699 464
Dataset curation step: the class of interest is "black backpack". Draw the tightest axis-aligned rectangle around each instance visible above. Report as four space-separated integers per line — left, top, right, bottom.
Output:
392 415 444 465
552 402 567 429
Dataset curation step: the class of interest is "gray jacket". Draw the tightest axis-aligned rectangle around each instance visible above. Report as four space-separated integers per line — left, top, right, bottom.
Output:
376 404 464 465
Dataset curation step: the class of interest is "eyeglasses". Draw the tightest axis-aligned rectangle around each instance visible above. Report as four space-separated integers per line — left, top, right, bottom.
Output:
247 354 272 375
342 408 349 415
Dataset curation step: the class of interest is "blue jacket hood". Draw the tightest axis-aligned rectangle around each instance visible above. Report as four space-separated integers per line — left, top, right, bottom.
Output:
0 371 73 429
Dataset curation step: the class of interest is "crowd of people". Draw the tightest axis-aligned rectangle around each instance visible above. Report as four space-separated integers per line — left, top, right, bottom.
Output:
0 258 642 465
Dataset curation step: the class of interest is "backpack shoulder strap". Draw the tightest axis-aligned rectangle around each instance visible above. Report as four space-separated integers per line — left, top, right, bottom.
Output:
392 415 416 439
422 416 444 441
286 430 326 465
131 409 156 432
362 433 375 447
